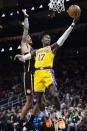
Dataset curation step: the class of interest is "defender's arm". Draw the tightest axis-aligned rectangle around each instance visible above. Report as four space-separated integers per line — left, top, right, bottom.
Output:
14 50 36 62
21 9 29 44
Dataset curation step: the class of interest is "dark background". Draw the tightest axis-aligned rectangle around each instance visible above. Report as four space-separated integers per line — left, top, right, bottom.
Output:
0 0 87 83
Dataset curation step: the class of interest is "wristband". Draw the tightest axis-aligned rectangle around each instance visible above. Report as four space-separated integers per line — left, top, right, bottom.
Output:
71 22 75 27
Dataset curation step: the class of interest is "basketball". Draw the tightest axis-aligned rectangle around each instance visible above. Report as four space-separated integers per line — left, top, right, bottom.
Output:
67 5 81 18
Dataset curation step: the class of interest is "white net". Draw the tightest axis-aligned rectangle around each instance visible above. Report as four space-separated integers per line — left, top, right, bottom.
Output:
49 0 65 13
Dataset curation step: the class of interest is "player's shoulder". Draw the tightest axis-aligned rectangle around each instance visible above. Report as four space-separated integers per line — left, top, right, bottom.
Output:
21 42 27 47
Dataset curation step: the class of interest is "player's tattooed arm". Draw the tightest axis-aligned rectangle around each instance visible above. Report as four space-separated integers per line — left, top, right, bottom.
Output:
21 9 29 43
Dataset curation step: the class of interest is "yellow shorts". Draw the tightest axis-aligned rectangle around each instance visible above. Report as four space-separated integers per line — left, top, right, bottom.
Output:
34 68 56 92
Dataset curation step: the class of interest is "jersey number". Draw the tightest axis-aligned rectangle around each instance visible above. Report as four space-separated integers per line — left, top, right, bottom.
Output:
38 54 45 61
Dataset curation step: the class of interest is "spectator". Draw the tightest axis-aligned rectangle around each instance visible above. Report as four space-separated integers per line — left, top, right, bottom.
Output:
45 115 52 131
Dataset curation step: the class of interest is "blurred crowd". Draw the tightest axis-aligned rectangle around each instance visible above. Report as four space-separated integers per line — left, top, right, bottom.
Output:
0 95 87 131
0 56 87 131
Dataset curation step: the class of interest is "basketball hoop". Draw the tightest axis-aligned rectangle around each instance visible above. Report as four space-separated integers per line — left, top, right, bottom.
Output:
49 0 65 13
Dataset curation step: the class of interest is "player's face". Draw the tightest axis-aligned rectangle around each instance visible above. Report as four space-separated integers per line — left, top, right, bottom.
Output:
42 35 51 47
26 35 32 45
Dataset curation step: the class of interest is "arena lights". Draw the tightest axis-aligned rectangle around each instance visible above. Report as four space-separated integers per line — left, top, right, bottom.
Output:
17 45 21 49
0 3 45 18
39 5 43 9
1 13 5 18
9 55 13 60
0 10 20 18
9 47 13 51
1 48 4 52
66 0 70 1
31 7 35 11
10 12 13 16
0 45 21 53
17 11 19 14
76 50 79 54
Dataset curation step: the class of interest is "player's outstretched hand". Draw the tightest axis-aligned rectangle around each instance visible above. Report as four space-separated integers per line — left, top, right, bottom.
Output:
14 54 24 62
22 9 29 17
73 17 80 24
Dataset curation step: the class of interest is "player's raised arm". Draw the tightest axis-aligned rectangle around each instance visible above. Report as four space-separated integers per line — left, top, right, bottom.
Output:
21 9 29 44
51 17 79 54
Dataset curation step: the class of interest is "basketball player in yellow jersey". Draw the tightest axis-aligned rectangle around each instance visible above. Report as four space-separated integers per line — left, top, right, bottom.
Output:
15 17 80 112
34 46 55 90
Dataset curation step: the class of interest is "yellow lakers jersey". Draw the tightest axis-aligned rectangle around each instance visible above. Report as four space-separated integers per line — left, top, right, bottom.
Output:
35 46 54 68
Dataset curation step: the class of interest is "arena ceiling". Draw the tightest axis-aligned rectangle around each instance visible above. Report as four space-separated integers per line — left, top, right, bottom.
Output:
0 0 87 49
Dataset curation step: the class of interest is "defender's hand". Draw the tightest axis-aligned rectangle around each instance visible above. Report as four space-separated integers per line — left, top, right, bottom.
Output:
22 9 29 17
14 54 24 62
